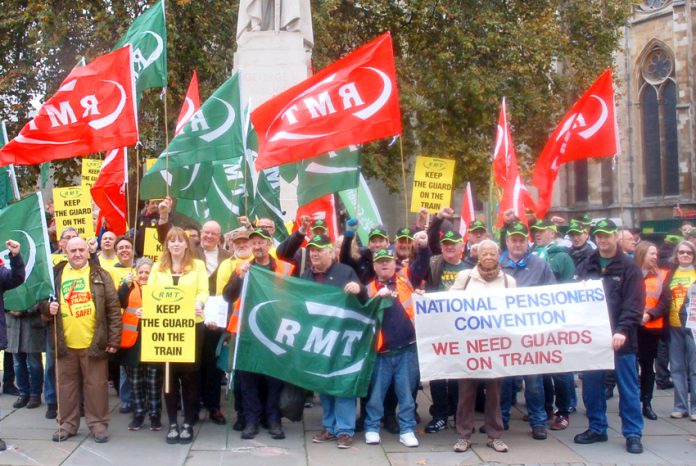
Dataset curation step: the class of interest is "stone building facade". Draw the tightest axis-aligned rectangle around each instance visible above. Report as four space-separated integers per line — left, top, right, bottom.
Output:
551 0 696 230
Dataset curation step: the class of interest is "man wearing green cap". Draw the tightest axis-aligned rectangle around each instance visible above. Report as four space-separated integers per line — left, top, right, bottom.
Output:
567 220 595 271
464 220 488 268
394 227 416 265
658 230 683 269
300 234 365 449
574 219 645 454
340 222 392 285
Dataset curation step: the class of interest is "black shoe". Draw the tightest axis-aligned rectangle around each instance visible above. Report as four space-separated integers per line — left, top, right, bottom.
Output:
26 397 41 409
268 420 285 440
150 416 162 431
128 415 145 431
657 381 674 390
119 403 132 414
0 438 5 451
209 410 226 425
241 423 259 439
626 436 643 454
604 387 613 399
3 385 19 396
383 415 400 434
574 429 608 444
52 430 75 442
233 417 246 432
532 426 547 440
425 418 447 433
45 403 57 419
643 403 658 420
166 424 179 444
13 396 29 409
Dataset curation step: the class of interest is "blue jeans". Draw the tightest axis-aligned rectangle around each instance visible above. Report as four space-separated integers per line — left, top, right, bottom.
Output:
119 366 132 405
544 372 574 416
581 352 643 439
320 394 356 437
669 328 696 414
501 374 546 427
13 352 43 398
365 345 419 435
44 334 56 404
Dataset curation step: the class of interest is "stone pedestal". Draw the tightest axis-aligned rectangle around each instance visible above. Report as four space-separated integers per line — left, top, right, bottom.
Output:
234 31 310 218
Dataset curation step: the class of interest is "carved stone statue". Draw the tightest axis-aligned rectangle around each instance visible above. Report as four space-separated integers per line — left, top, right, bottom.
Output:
236 0 313 48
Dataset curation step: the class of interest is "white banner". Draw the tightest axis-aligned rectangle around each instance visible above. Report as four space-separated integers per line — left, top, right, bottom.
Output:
414 280 615 381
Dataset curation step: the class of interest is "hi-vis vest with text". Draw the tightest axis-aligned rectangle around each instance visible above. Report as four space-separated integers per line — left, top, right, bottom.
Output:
121 283 141 349
367 273 414 351
644 269 668 330
226 260 295 334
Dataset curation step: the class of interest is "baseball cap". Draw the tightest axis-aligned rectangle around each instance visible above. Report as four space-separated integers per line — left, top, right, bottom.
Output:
368 227 389 240
311 219 328 232
508 221 529 237
373 249 395 261
249 228 272 241
567 221 585 235
229 227 250 242
593 219 618 235
440 230 463 243
530 219 558 232
572 214 593 226
307 234 332 249
665 229 684 245
395 227 414 240
468 220 487 232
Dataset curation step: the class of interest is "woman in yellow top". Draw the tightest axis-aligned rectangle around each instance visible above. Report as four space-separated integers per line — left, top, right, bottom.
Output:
656 240 696 420
149 227 209 444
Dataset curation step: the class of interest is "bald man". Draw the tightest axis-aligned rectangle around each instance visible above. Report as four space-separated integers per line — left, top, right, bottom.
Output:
43 237 121 443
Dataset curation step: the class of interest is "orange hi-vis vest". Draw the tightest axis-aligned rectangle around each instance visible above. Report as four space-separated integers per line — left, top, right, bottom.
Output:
226 259 295 334
367 273 414 351
644 268 668 330
121 283 142 349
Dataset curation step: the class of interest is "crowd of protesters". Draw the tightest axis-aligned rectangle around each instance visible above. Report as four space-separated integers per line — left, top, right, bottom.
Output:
2 198 696 456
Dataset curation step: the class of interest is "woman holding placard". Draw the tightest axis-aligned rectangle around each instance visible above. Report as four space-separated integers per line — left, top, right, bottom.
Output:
117 257 163 432
148 227 209 444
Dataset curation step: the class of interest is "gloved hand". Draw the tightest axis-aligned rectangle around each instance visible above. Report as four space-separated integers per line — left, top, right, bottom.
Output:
345 218 359 238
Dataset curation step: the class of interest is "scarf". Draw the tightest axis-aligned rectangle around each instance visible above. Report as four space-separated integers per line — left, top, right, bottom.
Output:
477 262 501 282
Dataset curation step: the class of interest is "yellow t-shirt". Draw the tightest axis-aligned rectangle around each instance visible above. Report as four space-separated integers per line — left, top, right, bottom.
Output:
59 265 97 349
98 253 119 272
52 253 67 266
108 265 133 291
669 268 696 327
215 256 253 296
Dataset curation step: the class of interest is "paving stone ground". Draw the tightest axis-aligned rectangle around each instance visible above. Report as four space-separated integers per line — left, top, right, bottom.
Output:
0 377 694 465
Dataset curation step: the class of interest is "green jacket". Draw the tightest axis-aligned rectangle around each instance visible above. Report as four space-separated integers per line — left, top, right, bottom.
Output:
533 243 576 283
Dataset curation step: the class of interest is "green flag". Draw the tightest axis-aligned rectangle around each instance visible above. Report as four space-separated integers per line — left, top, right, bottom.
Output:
297 146 360 207
139 162 213 201
338 174 384 245
0 122 18 209
0 193 54 311
251 167 289 243
236 266 386 398
140 72 244 199
175 155 253 233
114 0 167 96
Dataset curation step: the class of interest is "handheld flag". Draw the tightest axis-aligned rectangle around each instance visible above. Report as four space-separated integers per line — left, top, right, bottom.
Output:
459 182 475 242
91 148 128 235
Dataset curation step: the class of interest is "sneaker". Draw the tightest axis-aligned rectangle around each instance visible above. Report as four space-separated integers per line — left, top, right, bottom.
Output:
671 411 688 419
399 432 418 447
179 424 193 444
657 381 674 390
425 418 447 433
52 430 75 442
312 429 336 443
119 403 132 414
549 414 569 430
574 429 608 444
150 416 162 431
128 415 145 431
531 426 547 440
626 436 643 454
487 438 509 452
45 403 57 419
365 431 381 444
13 396 29 409
453 438 470 452
166 424 179 444
26 397 41 409
336 434 353 449
93 431 109 443
241 423 259 440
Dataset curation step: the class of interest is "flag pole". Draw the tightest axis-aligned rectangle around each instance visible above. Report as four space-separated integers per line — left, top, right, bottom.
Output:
52 303 62 443
134 146 141 243
162 87 170 199
399 137 408 226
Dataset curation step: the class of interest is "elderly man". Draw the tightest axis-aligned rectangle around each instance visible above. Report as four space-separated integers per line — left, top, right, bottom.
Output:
44 237 122 443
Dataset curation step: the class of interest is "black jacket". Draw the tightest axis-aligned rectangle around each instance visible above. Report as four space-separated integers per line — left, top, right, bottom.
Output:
574 250 645 354
300 261 367 303
569 241 594 271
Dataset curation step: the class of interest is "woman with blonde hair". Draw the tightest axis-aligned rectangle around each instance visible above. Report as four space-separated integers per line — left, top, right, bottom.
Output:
148 227 209 444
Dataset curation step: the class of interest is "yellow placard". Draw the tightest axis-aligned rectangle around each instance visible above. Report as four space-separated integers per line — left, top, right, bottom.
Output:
81 159 102 188
410 156 456 213
53 186 94 239
145 158 157 172
143 227 164 261
140 285 196 363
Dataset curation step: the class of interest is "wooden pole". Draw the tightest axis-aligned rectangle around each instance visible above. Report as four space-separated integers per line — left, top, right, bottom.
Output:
163 88 170 199
399 137 408 226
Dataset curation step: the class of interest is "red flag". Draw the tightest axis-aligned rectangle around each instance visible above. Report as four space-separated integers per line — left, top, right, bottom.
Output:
175 70 200 136
295 195 337 243
492 97 519 187
532 69 618 217
91 148 128 236
497 175 535 227
253 33 401 171
0 46 138 166
458 182 475 242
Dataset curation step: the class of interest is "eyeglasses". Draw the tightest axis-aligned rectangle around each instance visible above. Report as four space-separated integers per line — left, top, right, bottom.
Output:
678 250 694 256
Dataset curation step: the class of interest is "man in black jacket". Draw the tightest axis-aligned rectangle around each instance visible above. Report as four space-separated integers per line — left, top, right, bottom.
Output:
573 219 645 454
